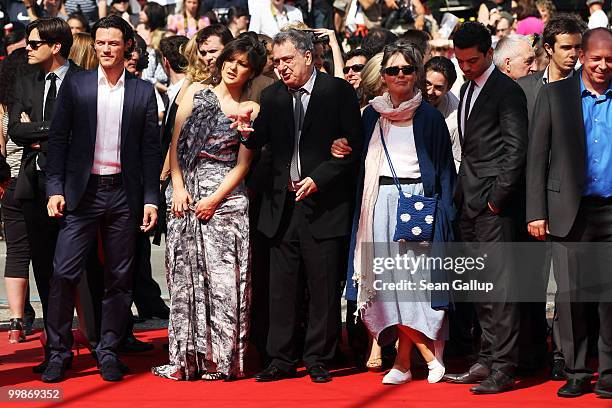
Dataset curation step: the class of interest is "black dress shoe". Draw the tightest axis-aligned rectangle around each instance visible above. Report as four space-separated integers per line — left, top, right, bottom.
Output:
34 354 73 374
551 359 567 381
137 303 170 320
557 378 592 398
254 365 295 382
308 365 332 383
118 334 154 353
443 363 491 384
99 358 128 382
470 370 515 394
595 378 612 398
41 359 71 383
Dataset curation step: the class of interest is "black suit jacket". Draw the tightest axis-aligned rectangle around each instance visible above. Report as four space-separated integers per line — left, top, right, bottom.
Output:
46 69 161 216
8 62 82 200
455 67 528 218
243 71 364 240
526 74 588 238
517 70 545 120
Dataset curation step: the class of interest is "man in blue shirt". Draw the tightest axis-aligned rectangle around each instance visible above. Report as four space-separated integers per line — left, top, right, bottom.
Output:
526 27 612 398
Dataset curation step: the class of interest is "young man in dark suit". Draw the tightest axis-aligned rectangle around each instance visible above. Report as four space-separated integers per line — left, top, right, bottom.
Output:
526 28 612 399
443 22 528 394
233 29 363 383
518 14 585 119
8 17 80 371
517 13 586 381
43 15 160 383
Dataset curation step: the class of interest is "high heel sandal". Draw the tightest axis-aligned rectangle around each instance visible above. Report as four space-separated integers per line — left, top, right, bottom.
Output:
201 372 226 381
365 357 383 372
8 318 26 344
151 365 185 381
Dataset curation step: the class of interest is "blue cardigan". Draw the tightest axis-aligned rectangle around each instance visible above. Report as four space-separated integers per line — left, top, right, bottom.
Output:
345 102 457 309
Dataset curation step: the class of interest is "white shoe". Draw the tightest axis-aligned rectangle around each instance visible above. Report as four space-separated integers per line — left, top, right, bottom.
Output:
382 368 412 385
427 358 445 383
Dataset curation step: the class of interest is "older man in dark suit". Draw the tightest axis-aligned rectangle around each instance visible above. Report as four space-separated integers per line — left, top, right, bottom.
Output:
526 28 612 399
234 29 363 383
43 15 160 383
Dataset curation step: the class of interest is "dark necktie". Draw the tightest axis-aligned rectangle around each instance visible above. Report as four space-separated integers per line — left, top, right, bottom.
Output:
44 72 58 122
462 80 475 140
290 88 306 182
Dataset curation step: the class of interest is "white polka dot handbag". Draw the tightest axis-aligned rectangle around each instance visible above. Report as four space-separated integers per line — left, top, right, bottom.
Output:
379 124 438 242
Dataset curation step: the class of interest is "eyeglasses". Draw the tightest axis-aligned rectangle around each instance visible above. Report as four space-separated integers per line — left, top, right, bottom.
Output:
383 65 416 76
343 64 365 74
26 40 50 50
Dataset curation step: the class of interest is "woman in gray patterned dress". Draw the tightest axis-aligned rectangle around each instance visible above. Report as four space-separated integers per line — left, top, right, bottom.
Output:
152 33 267 381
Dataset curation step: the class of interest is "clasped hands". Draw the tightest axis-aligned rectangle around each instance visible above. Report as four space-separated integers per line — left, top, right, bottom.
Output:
171 188 219 221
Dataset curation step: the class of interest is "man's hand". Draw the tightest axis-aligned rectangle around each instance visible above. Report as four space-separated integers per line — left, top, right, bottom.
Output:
331 138 352 158
47 195 66 218
194 196 220 221
228 108 254 138
295 177 318 202
141 206 158 232
528 219 548 241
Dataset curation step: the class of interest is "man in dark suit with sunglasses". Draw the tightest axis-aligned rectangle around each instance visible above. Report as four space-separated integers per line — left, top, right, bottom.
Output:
8 17 80 371
443 22 528 394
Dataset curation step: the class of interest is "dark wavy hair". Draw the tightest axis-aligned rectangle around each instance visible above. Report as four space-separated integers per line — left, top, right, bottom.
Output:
143 2 167 31
214 32 267 87
452 22 492 54
542 13 587 50
0 48 38 107
92 15 135 59
26 17 73 59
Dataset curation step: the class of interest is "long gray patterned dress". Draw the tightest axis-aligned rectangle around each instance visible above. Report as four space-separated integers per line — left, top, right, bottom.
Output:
156 88 250 380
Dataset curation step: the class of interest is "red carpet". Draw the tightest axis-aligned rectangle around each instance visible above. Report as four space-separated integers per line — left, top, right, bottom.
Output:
1 329 610 408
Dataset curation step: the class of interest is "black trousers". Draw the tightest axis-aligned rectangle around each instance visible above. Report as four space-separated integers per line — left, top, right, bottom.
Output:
2 178 31 279
46 179 136 364
20 173 59 324
459 207 520 375
267 195 343 371
552 197 612 381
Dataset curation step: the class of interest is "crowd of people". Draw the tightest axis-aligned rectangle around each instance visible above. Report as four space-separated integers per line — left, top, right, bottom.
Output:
0 0 611 401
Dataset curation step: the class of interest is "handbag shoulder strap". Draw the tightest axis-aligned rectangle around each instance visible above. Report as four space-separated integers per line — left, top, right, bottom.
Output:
379 123 403 194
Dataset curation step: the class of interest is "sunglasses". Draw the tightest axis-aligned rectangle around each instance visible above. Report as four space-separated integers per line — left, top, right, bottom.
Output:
343 64 365 74
27 40 50 50
383 65 416 76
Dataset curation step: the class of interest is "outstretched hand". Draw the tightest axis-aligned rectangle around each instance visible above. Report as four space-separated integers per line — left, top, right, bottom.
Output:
228 108 254 137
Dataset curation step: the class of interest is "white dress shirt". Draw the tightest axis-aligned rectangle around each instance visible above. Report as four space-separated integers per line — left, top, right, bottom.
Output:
460 63 495 136
542 65 574 84
93 66 125 175
249 1 303 37
437 92 461 171
43 61 70 114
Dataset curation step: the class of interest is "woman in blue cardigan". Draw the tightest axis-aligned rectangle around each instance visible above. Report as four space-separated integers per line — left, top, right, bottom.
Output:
333 42 456 385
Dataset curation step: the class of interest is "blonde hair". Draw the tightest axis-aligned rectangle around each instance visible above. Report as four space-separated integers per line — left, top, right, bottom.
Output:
182 34 212 83
68 32 98 70
359 52 385 106
150 28 166 52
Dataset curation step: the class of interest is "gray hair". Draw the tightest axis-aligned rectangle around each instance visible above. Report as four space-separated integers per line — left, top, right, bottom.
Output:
272 29 314 55
493 34 532 70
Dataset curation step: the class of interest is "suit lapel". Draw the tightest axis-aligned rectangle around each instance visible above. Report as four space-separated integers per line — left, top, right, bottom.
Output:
86 70 98 143
121 72 136 152
457 81 468 143
568 74 586 159
33 71 46 122
278 85 294 143
300 73 324 135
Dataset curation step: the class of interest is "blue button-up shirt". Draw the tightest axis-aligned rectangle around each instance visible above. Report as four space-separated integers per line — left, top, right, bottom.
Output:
581 71 612 197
